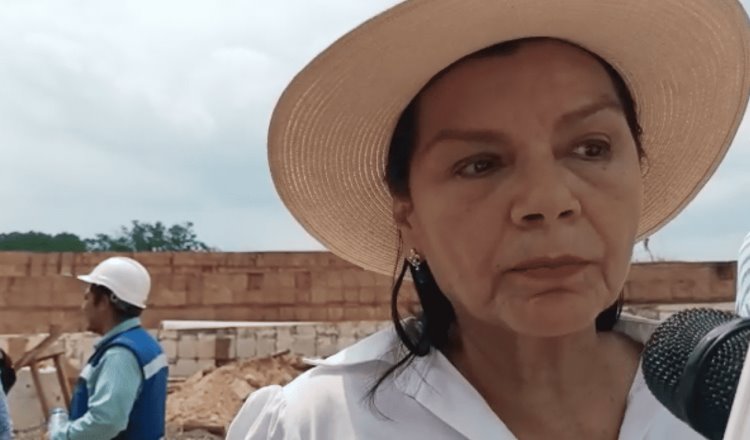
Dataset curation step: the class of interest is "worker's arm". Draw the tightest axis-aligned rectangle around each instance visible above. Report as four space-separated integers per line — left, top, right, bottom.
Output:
0 387 12 440
51 347 142 440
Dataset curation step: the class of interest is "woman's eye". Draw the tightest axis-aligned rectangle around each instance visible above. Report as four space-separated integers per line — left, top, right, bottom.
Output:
454 157 500 177
572 141 611 159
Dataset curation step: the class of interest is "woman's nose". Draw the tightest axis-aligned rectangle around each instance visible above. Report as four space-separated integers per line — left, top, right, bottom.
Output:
509 165 581 228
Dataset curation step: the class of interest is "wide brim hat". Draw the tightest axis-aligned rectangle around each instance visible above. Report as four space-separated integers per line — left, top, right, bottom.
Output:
268 0 750 276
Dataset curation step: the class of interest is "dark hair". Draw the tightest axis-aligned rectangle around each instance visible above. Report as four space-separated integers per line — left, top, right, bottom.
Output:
90 284 143 321
371 37 645 399
0 349 16 394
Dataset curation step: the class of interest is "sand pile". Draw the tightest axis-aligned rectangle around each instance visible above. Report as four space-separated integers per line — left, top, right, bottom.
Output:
166 351 310 435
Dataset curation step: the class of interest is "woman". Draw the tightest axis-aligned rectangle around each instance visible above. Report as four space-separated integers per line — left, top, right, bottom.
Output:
229 0 750 438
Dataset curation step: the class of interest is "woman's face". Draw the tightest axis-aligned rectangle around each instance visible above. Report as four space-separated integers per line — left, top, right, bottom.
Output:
395 40 643 337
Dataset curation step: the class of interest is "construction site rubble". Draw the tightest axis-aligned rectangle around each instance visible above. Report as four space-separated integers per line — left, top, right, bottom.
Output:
166 350 311 436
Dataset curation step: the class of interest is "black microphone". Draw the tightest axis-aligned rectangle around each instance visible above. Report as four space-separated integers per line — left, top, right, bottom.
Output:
642 308 750 440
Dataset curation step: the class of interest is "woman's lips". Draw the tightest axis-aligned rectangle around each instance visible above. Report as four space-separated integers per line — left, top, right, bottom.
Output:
509 256 591 280
510 262 589 279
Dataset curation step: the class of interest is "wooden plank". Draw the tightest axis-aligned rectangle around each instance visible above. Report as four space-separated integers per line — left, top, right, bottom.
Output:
15 325 62 369
29 361 50 419
53 355 72 409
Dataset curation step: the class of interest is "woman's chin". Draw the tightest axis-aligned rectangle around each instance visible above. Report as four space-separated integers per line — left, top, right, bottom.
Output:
503 293 604 337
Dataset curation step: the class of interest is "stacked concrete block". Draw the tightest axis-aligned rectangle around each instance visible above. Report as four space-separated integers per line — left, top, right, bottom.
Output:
162 320 391 377
168 331 222 377
314 323 340 358
289 326 316 356
255 328 277 357
0 320 393 374
162 338 177 362
197 334 216 359
215 329 237 366
177 334 198 359
335 321 359 352
275 327 295 352
154 331 176 366
173 330 200 377
236 329 257 359
0 321 392 381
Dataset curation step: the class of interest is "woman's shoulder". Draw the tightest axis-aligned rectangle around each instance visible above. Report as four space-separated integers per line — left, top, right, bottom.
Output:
226 384 286 440
226 327 404 440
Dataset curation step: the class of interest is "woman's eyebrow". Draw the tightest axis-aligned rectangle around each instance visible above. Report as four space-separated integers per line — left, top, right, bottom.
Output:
422 97 623 151
424 128 513 152
554 97 623 130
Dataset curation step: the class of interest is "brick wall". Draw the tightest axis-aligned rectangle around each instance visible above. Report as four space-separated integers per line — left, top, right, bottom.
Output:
0 252 408 334
0 252 738 334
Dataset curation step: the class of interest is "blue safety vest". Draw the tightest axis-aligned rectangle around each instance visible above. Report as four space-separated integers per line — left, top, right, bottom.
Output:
70 326 168 439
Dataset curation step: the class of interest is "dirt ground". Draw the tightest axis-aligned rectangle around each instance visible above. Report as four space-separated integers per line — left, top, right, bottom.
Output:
166 350 310 436
166 428 224 439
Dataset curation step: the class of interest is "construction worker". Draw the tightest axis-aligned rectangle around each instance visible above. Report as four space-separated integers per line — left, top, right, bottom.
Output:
50 256 168 440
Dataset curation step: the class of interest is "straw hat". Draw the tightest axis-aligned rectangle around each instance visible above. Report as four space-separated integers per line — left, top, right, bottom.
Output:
268 0 750 276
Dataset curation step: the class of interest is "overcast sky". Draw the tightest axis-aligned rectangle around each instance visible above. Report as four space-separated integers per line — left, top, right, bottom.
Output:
1 0 748 262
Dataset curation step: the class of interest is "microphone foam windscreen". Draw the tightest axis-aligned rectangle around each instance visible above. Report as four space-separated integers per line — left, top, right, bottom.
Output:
642 308 750 440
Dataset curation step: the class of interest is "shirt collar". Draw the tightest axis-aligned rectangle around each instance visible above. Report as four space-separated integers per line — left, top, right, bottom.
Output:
95 317 142 349
307 314 661 439
614 313 659 344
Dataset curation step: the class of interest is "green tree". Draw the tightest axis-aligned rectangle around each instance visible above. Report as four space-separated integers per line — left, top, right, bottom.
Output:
84 220 212 252
0 232 87 252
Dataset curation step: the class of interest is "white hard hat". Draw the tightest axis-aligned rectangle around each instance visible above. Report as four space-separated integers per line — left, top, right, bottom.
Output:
78 257 151 309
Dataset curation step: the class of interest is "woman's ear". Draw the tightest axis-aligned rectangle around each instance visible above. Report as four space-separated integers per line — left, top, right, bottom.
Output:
393 196 418 251
393 196 413 228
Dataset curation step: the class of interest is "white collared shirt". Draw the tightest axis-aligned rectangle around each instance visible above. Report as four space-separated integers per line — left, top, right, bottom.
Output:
227 315 704 439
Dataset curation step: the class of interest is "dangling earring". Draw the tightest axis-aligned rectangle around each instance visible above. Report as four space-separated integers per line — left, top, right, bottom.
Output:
406 248 429 286
407 248 422 268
